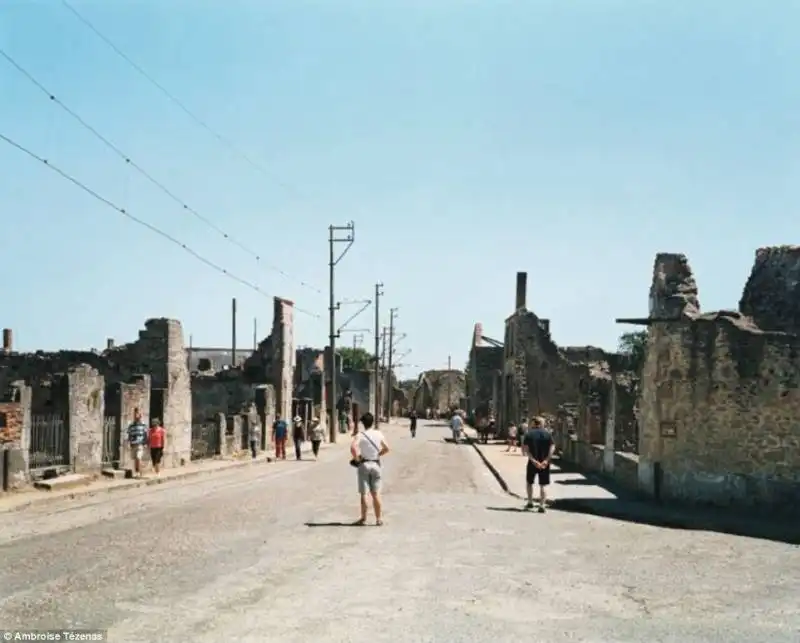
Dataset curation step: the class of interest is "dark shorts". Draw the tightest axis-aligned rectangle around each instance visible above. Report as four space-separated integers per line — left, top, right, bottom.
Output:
526 461 550 486
150 447 164 465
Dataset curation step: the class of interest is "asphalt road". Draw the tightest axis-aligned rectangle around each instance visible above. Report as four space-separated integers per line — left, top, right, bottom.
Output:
0 420 798 642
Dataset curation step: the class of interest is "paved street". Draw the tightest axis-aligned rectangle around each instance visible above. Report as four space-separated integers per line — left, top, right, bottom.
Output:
0 420 798 642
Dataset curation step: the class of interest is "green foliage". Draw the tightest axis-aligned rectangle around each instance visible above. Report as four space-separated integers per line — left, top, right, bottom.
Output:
618 330 648 372
338 346 373 371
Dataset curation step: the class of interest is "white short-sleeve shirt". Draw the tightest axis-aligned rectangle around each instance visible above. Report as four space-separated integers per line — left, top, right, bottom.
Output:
356 429 385 460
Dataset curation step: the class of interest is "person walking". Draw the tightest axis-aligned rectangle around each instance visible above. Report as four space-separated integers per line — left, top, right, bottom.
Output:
248 419 261 459
409 410 418 438
272 416 288 460
350 412 389 526
147 417 166 475
522 416 555 513
506 422 518 452
292 416 306 460
449 410 464 443
126 408 148 478
308 417 324 460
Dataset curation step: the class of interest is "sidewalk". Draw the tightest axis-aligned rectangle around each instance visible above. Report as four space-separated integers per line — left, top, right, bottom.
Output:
465 428 800 545
0 438 346 515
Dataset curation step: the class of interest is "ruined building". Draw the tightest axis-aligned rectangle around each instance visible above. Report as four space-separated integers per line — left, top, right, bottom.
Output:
466 322 503 421
410 369 466 415
629 248 800 509
497 272 637 444
0 296 298 492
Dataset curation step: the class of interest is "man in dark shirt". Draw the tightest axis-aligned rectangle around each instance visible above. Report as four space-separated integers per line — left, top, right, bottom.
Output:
409 410 417 438
522 416 555 513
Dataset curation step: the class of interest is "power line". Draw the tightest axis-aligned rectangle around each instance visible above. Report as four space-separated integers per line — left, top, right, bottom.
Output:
60 0 302 198
0 47 323 296
0 131 320 318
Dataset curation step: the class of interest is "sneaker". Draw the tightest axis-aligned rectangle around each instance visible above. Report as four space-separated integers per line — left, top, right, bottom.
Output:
524 501 534 510
538 505 546 514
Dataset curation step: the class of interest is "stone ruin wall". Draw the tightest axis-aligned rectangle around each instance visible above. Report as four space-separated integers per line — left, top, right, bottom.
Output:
0 319 192 485
639 247 800 509
272 298 295 422
467 323 503 420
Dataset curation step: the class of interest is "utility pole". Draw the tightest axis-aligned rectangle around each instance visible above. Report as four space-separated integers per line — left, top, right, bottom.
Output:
380 327 388 417
231 297 237 367
328 221 355 443
373 282 383 423
447 354 452 409
253 317 257 351
386 308 398 419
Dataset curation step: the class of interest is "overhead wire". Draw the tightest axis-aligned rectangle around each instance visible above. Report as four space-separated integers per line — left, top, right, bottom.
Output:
59 0 303 198
0 131 320 318
0 46 324 297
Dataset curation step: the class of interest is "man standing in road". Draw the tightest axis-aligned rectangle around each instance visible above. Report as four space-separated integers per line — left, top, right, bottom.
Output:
522 416 555 513
127 407 148 478
272 416 288 460
350 412 389 526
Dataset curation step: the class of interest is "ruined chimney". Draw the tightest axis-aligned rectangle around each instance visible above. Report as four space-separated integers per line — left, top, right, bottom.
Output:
106 338 115 350
2 329 12 354
515 272 527 310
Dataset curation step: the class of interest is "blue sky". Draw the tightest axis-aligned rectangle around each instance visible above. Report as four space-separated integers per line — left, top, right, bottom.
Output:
1 1 798 378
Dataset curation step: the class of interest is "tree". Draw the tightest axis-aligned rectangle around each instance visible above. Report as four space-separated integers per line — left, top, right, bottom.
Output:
338 346 373 371
618 330 648 372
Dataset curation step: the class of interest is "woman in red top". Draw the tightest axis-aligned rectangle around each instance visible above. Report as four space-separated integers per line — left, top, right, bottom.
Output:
148 418 166 474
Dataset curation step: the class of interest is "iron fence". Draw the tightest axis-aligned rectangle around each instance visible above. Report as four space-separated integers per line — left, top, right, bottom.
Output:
191 421 220 460
29 414 69 470
102 415 121 468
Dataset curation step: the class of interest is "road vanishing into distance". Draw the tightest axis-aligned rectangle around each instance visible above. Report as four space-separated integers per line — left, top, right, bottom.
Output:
0 420 798 642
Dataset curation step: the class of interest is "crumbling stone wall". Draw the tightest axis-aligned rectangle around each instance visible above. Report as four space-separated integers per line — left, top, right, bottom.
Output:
466 323 503 419
272 298 295 422
0 382 30 490
638 249 800 509
67 365 106 474
739 245 800 333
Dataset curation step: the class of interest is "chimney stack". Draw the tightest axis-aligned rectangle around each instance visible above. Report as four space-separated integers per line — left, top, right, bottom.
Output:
515 272 527 310
2 329 12 354
106 338 115 350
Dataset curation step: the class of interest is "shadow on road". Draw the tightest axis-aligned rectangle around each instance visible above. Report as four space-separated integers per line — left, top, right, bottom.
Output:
552 497 800 546
304 521 365 528
554 478 598 486
486 506 529 513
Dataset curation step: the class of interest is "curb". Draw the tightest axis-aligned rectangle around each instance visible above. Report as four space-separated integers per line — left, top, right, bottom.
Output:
0 457 271 514
468 438 522 499
1 439 341 515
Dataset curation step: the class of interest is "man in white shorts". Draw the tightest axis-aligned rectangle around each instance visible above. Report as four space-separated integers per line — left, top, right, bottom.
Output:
350 412 389 526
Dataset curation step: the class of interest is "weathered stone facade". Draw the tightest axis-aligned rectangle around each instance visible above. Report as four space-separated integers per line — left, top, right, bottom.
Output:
411 370 466 414
636 248 800 510
466 323 503 421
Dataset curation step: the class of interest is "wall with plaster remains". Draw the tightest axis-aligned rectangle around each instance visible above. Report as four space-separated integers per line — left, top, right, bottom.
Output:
272 298 295 422
67 365 106 474
466 323 503 419
638 249 800 509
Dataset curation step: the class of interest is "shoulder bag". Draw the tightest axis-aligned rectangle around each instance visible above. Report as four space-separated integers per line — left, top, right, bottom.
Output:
349 430 381 468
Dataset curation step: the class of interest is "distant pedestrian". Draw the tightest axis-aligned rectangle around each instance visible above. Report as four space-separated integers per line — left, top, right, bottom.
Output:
483 416 496 445
309 417 324 460
518 418 529 449
292 416 305 460
450 410 464 443
147 417 166 475
272 416 288 460
248 419 261 459
522 417 555 512
126 408 148 478
350 412 389 526
409 410 418 438
506 422 518 452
